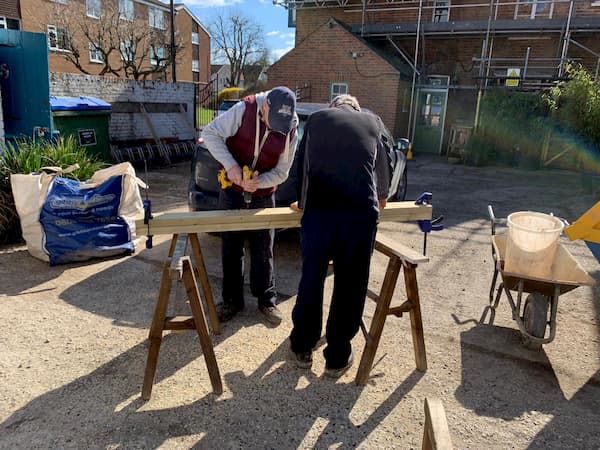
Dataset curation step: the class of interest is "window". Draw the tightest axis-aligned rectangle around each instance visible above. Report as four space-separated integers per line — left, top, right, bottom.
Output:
191 32 199 45
330 82 348 102
89 42 104 63
151 46 165 66
120 40 135 62
433 1 450 23
119 0 134 20
149 8 165 29
86 0 101 18
402 87 410 112
47 25 70 51
0 16 18 30
192 60 199 72
50 0 68 4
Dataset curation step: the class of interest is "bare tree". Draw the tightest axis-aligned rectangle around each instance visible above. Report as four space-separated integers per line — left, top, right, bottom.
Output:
49 2 183 80
210 11 267 88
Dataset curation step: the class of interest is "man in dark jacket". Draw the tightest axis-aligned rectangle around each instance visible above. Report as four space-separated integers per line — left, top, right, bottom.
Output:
202 87 298 325
289 94 392 377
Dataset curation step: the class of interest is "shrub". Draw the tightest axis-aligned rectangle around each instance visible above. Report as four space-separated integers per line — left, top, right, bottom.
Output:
217 87 244 105
0 136 104 245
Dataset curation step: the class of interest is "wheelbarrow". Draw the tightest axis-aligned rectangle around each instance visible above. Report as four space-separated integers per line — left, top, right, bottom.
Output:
488 206 596 349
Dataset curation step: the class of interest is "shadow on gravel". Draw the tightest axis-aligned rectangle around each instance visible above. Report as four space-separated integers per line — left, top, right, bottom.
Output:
1 336 423 448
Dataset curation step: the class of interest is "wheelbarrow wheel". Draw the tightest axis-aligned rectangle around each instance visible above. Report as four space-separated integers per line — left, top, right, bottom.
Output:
522 293 548 350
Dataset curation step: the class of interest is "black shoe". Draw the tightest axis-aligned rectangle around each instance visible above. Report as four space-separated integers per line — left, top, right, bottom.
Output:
324 350 354 378
289 348 313 369
258 304 283 326
216 303 243 322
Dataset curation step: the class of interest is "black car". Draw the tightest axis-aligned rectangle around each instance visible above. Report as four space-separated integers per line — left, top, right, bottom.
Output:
188 102 408 211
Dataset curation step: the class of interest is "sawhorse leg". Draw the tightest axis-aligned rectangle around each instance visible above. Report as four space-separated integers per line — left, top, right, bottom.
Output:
188 233 221 335
142 235 222 400
355 236 428 386
355 255 402 386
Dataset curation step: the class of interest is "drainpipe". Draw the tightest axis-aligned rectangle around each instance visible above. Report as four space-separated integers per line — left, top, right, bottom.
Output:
170 0 177 83
407 0 423 140
558 0 574 78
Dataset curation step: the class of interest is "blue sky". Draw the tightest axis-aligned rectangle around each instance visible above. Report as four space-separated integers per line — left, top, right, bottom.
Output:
179 0 296 63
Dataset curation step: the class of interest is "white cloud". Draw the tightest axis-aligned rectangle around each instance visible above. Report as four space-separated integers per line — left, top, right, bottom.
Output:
285 40 294 46
266 31 280 37
282 32 295 39
271 46 293 62
183 0 243 7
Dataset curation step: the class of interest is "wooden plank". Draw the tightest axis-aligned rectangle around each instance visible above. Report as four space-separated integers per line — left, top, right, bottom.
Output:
169 234 188 277
422 397 453 450
164 315 195 330
375 234 430 264
135 202 432 236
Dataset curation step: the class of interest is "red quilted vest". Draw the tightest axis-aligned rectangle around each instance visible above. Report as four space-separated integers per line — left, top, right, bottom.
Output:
225 95 295 197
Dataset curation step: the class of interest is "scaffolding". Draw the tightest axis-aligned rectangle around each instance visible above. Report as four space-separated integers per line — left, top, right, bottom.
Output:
275 0 600 139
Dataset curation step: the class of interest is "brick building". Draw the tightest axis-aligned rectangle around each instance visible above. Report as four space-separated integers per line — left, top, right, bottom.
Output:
174 3 211 85
268 0 600 154
18 0 210 85
0 0 20 30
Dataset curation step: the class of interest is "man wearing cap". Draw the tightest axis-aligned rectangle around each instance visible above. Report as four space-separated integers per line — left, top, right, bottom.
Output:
202 87 298 325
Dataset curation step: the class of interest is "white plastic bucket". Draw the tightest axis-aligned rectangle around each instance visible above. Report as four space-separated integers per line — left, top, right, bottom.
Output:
504 211 564 279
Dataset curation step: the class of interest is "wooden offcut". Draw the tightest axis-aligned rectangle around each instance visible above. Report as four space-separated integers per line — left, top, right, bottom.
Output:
422 397 453 450
135 201 432 236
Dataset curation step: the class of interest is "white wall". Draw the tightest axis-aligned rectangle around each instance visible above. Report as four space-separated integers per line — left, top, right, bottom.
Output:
49 73 195 143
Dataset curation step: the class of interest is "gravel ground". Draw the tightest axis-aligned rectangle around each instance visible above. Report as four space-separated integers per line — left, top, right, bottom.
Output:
1 155 599 449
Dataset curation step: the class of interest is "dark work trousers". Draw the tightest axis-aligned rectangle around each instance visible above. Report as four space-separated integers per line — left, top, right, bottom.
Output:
290 208 378 369
219 188 277 309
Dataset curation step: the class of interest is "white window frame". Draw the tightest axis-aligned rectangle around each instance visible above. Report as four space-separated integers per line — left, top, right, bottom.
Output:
47 25 70 52
149 8 165 30
86 0 101 19
192 60 199 72
433 1 450 23
120 40 135 62
119 0 134 21
50 0 68 4
191 32 199 45
151 46 166 66
0 17 6 29
330 82 348 102
593 1 600 6
89 42 104 63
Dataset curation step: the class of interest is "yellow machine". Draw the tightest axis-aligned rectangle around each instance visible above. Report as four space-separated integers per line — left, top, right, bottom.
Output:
565 201 600 244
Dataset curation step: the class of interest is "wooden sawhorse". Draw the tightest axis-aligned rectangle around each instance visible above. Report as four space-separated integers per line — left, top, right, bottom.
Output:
355 234 429 385
141 233 222 400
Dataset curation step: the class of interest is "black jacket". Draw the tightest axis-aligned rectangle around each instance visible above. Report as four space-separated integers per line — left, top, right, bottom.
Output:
296 105 393 211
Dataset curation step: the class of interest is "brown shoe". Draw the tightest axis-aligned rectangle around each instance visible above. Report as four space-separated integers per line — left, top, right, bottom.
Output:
258 304 283 326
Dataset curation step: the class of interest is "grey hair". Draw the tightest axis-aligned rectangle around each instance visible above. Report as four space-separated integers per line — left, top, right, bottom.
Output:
329 94 361 111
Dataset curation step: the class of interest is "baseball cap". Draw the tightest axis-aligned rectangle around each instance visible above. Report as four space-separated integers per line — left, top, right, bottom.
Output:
266 86 296 134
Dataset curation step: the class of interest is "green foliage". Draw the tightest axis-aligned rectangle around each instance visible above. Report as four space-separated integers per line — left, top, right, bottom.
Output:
473 89 550 167
544 63 600 148
196 108 215 127
217 87 244 105
0 136 104 245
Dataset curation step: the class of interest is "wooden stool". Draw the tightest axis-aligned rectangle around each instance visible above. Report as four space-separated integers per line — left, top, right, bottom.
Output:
355 234 429 386
141 233 222 400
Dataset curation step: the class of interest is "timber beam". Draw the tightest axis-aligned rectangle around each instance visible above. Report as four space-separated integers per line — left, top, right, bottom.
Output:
136 201 432 236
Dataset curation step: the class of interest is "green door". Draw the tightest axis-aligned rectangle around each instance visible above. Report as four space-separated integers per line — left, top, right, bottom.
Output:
414 89 448 154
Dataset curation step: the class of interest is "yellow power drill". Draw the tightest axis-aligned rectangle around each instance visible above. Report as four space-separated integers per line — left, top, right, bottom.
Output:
218 167 255 205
